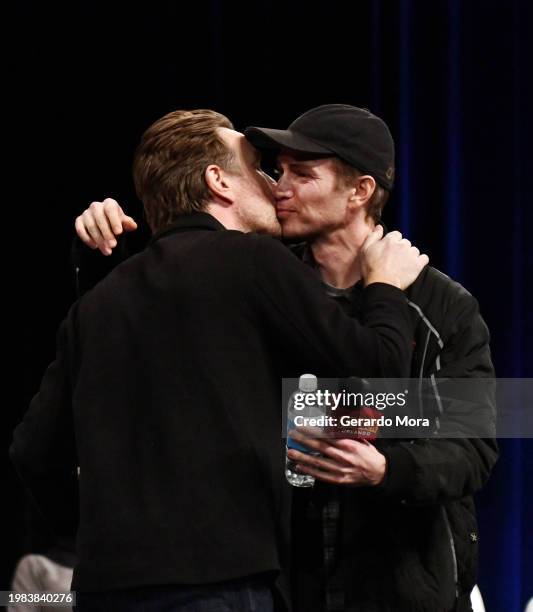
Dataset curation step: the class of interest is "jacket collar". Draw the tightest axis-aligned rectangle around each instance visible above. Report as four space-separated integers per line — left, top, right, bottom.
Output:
149 212 226 245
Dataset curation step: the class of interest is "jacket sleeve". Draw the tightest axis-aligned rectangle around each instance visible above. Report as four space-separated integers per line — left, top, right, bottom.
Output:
375 291 498 505
10 306 80 537
251 235 414 379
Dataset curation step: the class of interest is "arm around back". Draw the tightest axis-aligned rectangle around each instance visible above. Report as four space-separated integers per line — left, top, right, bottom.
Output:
250 235 415 379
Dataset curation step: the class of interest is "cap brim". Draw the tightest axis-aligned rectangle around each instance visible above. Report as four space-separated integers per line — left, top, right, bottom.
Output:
244 127 332 155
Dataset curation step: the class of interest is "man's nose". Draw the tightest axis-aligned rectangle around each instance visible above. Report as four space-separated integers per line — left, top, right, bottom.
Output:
273 176 293 200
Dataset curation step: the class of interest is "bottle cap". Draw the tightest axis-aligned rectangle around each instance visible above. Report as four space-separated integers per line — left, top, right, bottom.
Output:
298 373 317 392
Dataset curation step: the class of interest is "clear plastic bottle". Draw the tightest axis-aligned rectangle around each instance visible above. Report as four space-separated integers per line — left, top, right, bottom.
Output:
285 374 321 487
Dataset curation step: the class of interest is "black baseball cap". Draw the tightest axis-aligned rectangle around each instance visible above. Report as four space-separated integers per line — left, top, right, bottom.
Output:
244 104 395 190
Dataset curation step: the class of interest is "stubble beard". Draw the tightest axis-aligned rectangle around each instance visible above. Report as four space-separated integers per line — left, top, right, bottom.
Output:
237 201 281 237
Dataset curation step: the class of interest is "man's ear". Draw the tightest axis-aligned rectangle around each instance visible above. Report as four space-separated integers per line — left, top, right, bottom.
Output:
205 165 234 204
352 175 376 207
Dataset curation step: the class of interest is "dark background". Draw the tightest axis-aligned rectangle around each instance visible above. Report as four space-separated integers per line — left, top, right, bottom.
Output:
6 1 533 611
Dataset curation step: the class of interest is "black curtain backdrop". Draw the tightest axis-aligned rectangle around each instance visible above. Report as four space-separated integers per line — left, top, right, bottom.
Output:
6 2 532 611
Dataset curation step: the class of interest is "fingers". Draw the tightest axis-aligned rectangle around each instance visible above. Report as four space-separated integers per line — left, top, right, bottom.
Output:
103 198 126 235
102 199 138 234
361 225 430 290
83 204 115 255
293 463 348 485
123 216 138 232
75 198 136 256
418 253 429 267
362 224 384 249
287 435 382 486
288 429 330 455
289 430 363 467
292 455 368 486
75 215 98 249
387 233 427 265
385 230 403 242
80 209 108 254
76 223 97 249
287 449 347 475
91 200 119 244
329 438 367 452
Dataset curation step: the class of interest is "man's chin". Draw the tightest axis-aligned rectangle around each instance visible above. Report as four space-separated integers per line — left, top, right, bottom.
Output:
255 221 282 238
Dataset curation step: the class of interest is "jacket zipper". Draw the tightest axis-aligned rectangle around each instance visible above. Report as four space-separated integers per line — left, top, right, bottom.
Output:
443 506 459 599
409 301 459 599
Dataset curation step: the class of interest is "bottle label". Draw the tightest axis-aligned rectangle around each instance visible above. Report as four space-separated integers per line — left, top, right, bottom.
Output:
286 420 320 453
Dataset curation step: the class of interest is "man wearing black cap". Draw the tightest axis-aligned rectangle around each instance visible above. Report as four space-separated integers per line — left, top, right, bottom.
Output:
243 105 497 612
72 105 497 612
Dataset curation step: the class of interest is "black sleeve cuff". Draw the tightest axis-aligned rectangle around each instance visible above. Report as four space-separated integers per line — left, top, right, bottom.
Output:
362 282 407 304
373 444 418 501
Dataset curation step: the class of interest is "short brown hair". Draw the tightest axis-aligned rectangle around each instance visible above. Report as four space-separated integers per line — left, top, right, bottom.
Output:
133 109 235 233
332 158 390 223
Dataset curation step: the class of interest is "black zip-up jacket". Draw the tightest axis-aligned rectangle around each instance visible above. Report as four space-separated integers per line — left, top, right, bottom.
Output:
290 256 498 612
11 214 415 608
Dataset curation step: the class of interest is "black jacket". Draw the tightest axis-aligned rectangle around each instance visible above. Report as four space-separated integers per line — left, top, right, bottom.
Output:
291 263 498 612
11 213 415 605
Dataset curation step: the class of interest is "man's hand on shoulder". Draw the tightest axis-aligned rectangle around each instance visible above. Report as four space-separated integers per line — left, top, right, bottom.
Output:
361 226 429 290
75 198 138 256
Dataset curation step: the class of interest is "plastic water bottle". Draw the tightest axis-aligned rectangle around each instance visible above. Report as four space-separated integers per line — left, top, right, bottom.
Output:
285 374 321 487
